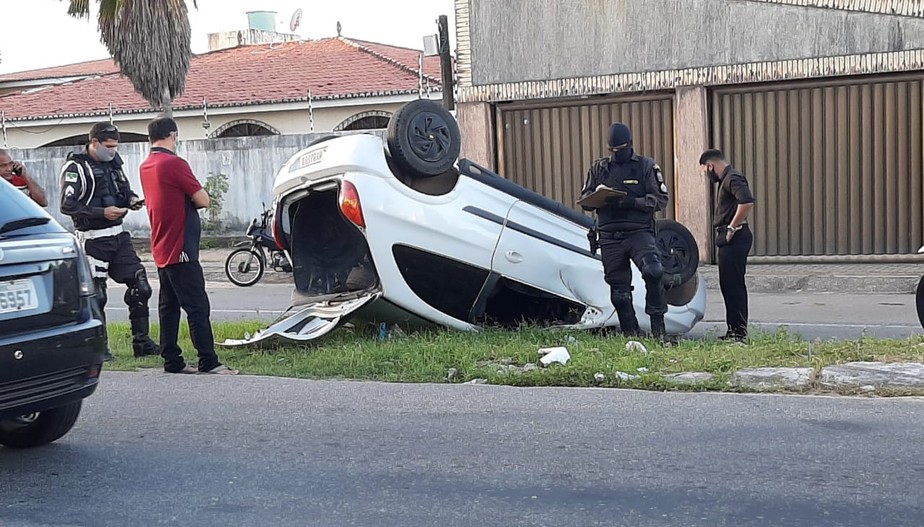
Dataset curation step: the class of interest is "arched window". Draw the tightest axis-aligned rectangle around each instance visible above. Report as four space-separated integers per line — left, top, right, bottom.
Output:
212 119 280 138
40 132 149 148
334 111 392 131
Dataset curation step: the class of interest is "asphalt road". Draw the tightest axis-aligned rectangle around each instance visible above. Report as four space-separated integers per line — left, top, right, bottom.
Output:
104 282 922 341
1 373 922 526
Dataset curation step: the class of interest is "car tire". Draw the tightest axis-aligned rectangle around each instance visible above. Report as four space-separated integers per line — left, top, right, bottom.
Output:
386 99 461 178
656 219 699 284
0 401 83 449
916 275 924 330
665 273 699 307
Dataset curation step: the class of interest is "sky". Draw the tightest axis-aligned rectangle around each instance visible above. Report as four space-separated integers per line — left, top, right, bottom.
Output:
0 0 457 74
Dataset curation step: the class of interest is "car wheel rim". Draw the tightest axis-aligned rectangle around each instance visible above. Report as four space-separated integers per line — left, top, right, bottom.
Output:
657 230 690 275
408 112 452 163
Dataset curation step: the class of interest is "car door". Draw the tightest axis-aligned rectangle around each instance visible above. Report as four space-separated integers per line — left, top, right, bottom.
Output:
490 200 610 309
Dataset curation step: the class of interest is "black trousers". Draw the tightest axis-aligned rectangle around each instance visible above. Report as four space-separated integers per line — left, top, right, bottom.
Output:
717 225 753 337
82 231 147 319
157 261 221 373
599 229 667 317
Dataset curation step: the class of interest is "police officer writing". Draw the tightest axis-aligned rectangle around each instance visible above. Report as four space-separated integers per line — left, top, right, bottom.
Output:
700 149 754 343
60 122 159 360
581 123 670 339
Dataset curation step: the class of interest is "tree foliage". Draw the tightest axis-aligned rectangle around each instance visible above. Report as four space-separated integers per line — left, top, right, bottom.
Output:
64 0 198 115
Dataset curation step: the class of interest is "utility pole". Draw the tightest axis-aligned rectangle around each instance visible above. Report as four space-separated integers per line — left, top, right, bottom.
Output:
437 15 454 111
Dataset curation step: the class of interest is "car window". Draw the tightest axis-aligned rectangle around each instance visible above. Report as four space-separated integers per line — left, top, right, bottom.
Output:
0 178 62 237
392 244 489 322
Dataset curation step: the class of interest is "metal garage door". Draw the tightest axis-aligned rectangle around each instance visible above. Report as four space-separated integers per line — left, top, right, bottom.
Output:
496 95 676 219
712 75 923 257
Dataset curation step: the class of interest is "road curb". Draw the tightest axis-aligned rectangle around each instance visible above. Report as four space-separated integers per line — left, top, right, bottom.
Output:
138 256 924 294
698 269 919 294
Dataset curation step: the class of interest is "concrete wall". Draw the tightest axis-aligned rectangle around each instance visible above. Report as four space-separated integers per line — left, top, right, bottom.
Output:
672 87 712 262
7 131 385 237
456 102 495 170
468 0 924 86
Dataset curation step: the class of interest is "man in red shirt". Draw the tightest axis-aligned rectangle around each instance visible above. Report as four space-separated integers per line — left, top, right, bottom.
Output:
0 149 48 207
139 117 237 375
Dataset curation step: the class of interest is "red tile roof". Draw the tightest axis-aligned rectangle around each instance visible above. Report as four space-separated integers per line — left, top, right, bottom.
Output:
0 37 445 121
0 58 120 83
343 38 446 81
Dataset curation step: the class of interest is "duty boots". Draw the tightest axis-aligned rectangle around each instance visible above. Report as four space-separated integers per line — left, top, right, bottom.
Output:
131 317 160 357
650 314 666 339
615 306 642 337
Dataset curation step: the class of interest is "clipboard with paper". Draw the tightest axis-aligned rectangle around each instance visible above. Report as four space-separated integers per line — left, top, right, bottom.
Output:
576 184 627 210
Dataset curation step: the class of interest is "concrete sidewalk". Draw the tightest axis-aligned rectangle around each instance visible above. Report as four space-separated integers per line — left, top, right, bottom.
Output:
137 248 924 294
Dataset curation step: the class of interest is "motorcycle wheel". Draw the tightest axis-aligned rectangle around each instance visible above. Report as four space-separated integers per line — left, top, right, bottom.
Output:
225 248 265 287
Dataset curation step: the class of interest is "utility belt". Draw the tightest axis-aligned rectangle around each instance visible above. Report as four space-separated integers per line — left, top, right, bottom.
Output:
76 225 123 242
597 220 656 239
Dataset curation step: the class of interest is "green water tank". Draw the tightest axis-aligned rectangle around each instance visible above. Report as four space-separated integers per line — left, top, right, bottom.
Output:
246 11 277 32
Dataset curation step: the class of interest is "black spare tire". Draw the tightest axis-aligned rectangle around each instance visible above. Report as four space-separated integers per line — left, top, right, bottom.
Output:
386 99 461 178
655 219 699 285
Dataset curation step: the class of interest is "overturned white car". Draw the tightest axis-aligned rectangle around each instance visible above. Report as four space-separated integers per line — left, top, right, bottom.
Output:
222 100 705 346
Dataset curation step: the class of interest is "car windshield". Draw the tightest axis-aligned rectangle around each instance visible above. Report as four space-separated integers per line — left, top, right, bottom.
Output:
0 178 62 238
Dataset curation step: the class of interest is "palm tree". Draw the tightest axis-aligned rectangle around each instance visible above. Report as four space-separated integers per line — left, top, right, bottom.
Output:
64 0 198 117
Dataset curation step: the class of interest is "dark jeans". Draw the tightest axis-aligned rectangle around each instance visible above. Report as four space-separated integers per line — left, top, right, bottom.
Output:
599 229 667 317
717 225 753 338
157 261 221 372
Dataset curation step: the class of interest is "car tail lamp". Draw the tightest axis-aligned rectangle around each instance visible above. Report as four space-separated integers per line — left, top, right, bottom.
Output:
272 215 286 251
339 181 365 229
73 239 94 296
271 203 290 251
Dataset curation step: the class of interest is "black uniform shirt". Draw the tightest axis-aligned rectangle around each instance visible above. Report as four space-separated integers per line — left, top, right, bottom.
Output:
713 165 754 228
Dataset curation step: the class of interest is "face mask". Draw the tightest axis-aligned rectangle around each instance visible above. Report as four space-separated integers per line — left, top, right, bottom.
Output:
95 144 117 162
706 168 720 183
611 143 633 164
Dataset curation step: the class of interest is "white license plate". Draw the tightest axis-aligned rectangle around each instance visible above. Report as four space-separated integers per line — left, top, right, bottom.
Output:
0 279 38 315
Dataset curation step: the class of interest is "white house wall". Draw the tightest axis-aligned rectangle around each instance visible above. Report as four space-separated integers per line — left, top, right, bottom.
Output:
6 131 385 236
2 101 417 148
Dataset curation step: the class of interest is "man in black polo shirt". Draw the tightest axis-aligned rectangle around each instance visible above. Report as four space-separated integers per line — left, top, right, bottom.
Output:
700 149 755 343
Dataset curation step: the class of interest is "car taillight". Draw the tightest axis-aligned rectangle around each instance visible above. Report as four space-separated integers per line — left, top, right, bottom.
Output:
272 214 286 250
339 181 365 228
267 201 289 251
72 238 94 296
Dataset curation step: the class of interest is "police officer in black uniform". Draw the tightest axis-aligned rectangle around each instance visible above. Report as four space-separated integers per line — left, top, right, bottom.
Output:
60 122 159 359
581 123 670 338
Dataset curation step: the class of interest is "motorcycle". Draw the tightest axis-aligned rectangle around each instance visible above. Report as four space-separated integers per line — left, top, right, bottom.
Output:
225 204 292 287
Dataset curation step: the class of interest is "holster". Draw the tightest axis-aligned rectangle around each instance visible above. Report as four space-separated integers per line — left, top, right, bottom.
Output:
587 225 599 255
